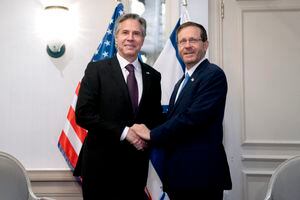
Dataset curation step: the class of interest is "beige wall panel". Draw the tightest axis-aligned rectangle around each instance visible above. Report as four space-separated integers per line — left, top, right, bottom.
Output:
242 9 300 144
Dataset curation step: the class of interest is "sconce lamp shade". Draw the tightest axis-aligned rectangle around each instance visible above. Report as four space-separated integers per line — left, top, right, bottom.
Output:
47 44 66 58
44 5 69 58
45 5 69 11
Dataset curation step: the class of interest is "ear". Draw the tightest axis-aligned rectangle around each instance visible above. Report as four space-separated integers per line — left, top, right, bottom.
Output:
204 41 209 50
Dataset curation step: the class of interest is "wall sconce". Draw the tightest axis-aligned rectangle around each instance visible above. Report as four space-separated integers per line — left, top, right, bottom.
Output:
130 0 145 16
44 5 69 58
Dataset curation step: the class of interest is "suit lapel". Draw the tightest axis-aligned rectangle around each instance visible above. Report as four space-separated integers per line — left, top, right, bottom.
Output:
168 59 210 117
109 57 132 108
168 76 184 116
175 77 192 105
110 57 151 115
139 62 151 107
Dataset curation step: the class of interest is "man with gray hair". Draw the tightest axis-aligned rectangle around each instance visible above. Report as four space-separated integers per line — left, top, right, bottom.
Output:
74 13 163 200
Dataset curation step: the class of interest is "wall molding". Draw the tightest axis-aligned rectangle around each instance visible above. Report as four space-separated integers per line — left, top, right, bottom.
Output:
28 169 76 181
236 0 275 2
208 0 223 67
242 140 300 146
241 155 292 162
239 6 300 146
242 170 272 200
28 170 82 199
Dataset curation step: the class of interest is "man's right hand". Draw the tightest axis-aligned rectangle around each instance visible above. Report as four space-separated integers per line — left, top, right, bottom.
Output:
125 127 147 150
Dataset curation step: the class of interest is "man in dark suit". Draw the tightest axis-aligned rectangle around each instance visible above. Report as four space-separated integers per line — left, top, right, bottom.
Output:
132 22 232 200
74 13 162 200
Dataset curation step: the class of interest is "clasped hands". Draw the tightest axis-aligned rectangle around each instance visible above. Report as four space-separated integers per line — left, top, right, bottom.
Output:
125 124 150 151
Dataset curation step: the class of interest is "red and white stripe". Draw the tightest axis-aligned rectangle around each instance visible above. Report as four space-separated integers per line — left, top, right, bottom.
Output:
58 82 87 169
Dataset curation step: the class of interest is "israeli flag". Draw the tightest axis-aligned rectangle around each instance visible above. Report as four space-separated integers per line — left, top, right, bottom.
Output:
146 6 190 200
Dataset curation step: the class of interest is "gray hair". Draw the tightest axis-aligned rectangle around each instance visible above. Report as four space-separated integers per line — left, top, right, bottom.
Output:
114 13 147 37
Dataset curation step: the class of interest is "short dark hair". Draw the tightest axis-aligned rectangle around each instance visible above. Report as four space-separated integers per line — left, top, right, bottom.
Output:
176 21 207 42
114 13 147 37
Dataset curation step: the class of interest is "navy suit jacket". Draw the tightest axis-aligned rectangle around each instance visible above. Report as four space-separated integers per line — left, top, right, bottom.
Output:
151 59 232 191
74 56 163 190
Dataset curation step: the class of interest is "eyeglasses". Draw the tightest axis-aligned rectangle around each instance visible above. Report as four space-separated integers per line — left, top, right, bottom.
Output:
178 38 203 46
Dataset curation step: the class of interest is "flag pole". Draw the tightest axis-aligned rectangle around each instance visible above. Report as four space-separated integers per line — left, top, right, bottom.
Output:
116 0 122 5
118 0 128 13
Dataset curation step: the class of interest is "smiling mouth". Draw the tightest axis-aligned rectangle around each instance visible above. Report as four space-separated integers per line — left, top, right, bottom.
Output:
184 52 194 56
125 45 135 48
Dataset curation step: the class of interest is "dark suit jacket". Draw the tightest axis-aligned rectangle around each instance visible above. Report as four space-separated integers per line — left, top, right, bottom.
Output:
150 59 232 191
74 56 162 190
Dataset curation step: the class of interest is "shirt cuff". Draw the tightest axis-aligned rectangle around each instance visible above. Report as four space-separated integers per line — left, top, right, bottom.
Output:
120 126 129 141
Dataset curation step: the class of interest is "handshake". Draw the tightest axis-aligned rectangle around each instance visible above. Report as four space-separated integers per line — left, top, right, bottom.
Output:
125 124 151 151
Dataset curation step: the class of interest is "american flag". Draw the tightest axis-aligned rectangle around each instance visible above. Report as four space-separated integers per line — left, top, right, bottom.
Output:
58 3 124 170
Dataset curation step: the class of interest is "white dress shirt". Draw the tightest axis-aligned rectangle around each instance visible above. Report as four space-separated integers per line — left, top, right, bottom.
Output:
117 53 143 140
175 57 206 102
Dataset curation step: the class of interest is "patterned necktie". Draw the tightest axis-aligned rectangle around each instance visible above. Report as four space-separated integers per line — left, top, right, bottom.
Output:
175 72 190 102
125 64 139 113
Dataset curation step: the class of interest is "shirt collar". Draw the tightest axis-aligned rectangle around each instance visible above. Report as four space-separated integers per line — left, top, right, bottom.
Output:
185 57 206 77
117 53 141 72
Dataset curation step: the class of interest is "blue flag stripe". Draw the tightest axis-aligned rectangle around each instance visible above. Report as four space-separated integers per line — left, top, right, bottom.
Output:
170 19 185 72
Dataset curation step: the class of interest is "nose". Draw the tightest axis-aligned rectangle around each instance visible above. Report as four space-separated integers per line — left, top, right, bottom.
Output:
127 33 134 40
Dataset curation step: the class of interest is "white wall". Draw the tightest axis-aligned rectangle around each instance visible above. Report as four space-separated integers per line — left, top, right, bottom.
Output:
187 0 208 30
0 0 117 169
0 0 207 170
165 0 208 38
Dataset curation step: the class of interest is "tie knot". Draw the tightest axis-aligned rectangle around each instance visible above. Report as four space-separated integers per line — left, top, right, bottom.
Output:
125 64 135 72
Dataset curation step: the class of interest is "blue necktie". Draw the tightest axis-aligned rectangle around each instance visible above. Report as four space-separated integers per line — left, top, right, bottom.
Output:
125 64 138 113
175 73 190 102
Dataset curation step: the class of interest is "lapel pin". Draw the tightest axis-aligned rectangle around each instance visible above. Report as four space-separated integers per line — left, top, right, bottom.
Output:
146 71 150 74
191 78 194 82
